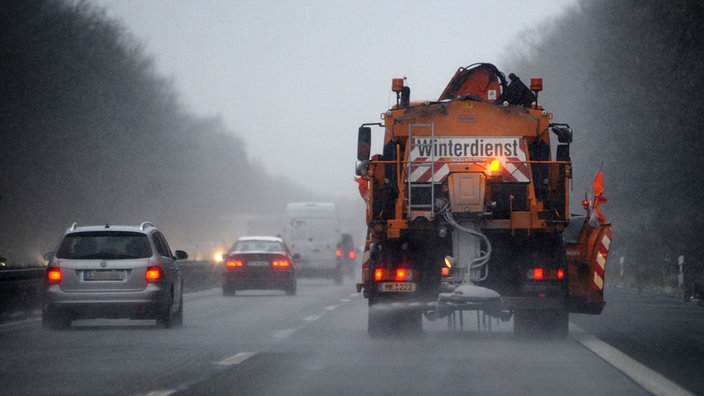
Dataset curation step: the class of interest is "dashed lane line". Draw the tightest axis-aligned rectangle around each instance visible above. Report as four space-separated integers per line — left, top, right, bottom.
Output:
216 352 257 366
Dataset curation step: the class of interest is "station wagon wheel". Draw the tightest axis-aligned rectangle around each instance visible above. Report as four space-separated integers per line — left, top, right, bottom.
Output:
42 309 71 330
157 291 175 328
173 292 183 326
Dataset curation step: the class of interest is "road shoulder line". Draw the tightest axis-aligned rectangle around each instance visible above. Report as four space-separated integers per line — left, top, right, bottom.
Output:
570 324 694 396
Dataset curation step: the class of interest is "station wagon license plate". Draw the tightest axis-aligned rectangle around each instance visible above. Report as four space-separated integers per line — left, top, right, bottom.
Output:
83 270 125 281
379 282 416 292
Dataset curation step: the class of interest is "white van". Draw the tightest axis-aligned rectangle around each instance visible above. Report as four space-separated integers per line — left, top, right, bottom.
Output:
282 202 342 284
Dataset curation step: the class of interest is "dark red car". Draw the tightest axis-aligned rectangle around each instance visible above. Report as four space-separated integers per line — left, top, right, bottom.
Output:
222 236 297 296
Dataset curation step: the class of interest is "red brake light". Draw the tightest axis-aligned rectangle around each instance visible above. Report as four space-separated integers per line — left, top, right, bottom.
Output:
272 259 290 268
47 267 62 284
533 268 544 280
336 249 342 257
395 268 407 281
527 268 565 280
348 251 356 259
145 266 162 283
225 258 244 268
374 267 414 281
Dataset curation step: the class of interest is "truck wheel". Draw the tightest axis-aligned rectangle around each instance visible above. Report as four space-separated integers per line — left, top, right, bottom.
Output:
368 300 423 337
514 310 568 339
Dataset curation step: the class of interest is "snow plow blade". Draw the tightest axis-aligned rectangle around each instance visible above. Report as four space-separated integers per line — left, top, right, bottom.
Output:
565 218 613 314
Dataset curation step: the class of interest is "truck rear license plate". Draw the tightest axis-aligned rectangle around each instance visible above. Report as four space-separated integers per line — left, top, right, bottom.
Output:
379 282 416 292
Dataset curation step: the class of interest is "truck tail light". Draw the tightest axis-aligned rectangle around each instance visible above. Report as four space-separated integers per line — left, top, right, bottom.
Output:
527 268 565 280
374 267 414 281
145 266 162 283
47 267 62 284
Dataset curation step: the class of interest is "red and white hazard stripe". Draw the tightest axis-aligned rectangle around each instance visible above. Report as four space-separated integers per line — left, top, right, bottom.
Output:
593 226 612 291
500 158 530 182
409 158 449 182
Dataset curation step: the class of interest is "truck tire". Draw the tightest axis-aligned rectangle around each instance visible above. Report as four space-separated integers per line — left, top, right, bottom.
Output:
513 310 568 339
367 299 423 337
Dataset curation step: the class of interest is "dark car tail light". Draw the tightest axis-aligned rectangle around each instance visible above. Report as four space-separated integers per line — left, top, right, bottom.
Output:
272 258 291 268
145 265 162 283
225 256 244 268
47 267 62 284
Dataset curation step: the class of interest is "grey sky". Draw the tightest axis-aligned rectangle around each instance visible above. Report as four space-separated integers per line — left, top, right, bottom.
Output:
90 0 577 199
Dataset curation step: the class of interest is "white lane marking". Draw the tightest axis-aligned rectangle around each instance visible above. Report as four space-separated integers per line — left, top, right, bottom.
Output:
217 352 257 366
304 315 321 321
571 324 695 396
324 305 338 311
340 298 351 303
272 328 297 340
144 391 175 396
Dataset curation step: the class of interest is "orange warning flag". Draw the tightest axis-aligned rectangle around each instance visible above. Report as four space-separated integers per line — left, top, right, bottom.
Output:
356 177 368 200
592 170 607 224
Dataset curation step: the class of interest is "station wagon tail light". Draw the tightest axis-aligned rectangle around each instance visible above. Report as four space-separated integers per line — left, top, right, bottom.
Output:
47 267 62 284
145 266 162 283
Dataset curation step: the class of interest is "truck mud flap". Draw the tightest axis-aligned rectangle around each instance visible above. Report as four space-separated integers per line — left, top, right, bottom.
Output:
565 221 613 314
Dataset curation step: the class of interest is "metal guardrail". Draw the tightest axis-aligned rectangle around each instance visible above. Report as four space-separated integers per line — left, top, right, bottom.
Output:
0 261 224 322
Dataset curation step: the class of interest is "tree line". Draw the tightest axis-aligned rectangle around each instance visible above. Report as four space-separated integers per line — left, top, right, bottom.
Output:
0 0 313 264
505 0 704 290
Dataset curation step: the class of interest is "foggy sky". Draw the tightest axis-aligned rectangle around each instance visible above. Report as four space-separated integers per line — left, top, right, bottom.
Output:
89 0 578 198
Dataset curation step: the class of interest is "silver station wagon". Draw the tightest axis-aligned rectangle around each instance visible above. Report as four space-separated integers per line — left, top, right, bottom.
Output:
42 222 188 329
